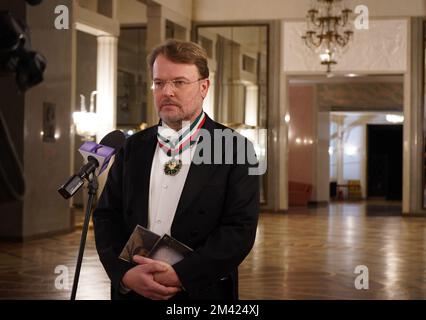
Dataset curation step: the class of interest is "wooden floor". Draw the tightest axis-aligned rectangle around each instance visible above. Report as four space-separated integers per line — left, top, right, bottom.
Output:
1 200 426 300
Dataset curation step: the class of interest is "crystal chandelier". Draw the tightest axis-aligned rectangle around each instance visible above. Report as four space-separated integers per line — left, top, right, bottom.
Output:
302 0 354 73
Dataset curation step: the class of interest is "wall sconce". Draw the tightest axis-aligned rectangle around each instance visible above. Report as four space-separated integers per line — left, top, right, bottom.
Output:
284 112 291 124
73 91 98 141
295 137 314 145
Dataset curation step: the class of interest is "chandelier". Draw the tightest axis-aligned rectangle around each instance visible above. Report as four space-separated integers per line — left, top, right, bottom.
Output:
302 0 353 73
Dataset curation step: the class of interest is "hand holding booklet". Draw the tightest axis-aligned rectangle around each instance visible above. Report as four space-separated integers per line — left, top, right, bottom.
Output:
119 225 193 266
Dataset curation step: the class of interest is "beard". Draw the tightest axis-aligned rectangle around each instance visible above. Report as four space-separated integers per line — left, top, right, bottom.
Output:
157 99 187 121
158 105 185 124
156 98 202 129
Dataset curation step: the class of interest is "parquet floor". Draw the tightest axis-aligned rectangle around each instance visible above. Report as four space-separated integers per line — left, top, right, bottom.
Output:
1 201 425 300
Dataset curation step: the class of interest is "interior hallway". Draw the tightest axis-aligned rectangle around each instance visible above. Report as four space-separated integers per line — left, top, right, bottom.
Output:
0 201 425 300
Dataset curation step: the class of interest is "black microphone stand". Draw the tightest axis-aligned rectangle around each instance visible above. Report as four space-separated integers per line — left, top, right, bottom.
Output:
70 172 98 300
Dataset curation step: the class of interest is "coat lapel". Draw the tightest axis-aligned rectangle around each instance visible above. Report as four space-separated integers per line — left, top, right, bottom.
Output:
131 127 157 228
172 116 219 223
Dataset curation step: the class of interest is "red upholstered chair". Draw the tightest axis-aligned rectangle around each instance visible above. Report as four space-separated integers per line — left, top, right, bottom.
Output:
288 181 313 206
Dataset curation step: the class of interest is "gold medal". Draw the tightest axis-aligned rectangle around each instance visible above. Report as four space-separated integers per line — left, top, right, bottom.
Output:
164 158 182 176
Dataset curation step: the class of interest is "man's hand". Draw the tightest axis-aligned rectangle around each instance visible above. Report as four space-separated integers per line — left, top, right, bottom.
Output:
133 255 182 288
121 256 181 300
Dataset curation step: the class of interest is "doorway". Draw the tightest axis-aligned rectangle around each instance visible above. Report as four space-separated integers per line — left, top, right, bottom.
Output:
367 124 403 200
287 75 404 206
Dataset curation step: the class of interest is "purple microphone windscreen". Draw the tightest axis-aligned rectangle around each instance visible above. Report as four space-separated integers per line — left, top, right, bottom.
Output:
99 130 126 152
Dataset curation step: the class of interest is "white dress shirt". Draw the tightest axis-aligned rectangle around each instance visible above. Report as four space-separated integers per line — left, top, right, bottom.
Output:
148 123 198 236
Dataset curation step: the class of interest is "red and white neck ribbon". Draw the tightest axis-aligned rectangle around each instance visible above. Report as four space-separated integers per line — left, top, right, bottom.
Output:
157 111 206 157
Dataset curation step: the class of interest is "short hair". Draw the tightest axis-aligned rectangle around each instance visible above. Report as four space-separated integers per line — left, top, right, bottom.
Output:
147 39 209 79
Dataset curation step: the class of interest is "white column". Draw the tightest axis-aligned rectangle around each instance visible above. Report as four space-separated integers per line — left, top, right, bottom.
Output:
279 73 289 210
403 17 424 214
316 112 330 202
146 4 166 127
336 115 345 185
245 85 259 127
96 35 118 143
96 35 118 196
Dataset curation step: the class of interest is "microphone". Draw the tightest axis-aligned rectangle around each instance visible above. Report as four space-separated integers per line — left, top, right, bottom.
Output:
58 130 125 199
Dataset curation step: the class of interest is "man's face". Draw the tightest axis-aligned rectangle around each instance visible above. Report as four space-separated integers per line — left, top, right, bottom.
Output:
152 54 209 128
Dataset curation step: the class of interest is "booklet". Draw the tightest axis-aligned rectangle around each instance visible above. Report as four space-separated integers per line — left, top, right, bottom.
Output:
119 225 193 265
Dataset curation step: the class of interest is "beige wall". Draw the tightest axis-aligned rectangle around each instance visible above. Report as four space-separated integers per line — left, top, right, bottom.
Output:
78 0 98 12
118 0 147 25
118 0 191 26
156 0 192 20
288 85 315 186
23 0 75 238
193 0 426 21
72 31 98 207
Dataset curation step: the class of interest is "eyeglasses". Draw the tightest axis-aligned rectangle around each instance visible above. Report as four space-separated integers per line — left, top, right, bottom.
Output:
151 78 205 91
